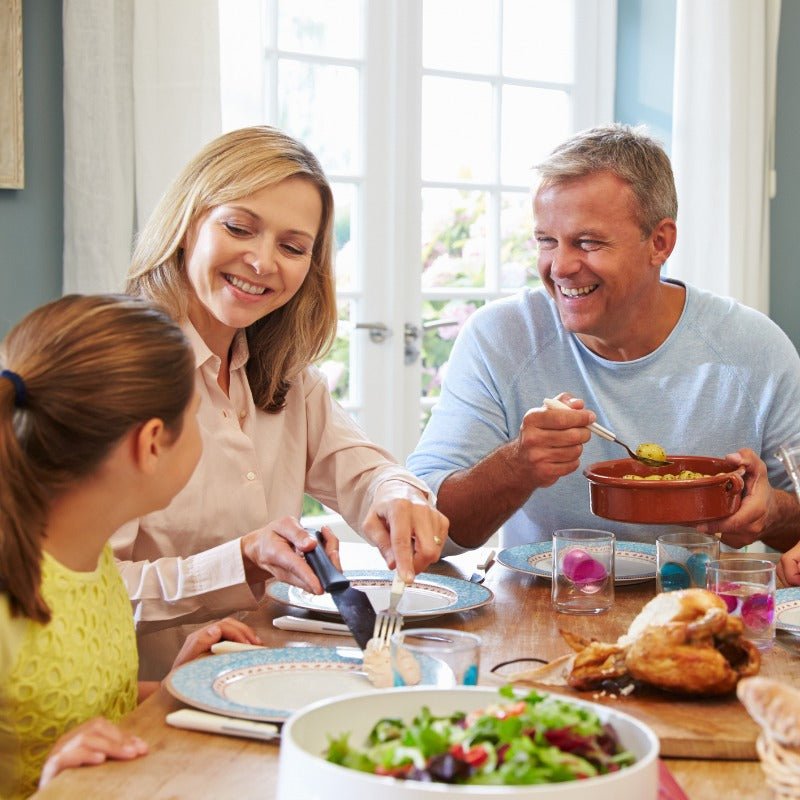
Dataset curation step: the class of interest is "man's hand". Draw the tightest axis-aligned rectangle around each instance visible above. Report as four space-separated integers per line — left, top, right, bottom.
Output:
698 449 772 548
779 541 800 586
38 717 148 788
240 519 341 593
513 394 595 488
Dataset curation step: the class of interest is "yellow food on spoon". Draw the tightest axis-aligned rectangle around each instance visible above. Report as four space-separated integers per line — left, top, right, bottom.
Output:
635 442 667 463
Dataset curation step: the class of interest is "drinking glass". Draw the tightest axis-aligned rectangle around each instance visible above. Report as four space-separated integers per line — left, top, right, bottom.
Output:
551 529 615 614
656 531 720 591
390 628 481 687
706 558 776 650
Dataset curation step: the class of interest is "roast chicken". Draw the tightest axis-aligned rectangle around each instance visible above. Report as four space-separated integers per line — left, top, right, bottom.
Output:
510 589 761 696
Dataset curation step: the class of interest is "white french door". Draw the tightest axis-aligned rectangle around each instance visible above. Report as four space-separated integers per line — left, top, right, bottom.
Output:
219 0 616 531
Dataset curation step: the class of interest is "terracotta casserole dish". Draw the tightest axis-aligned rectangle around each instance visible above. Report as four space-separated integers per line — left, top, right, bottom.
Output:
584 456 745 524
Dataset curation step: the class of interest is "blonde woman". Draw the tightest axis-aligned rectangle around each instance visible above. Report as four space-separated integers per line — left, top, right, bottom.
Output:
117 126 448 678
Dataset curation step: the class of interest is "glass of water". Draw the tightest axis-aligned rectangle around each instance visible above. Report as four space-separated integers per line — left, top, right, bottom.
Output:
551 529 615 614
706 558 776 650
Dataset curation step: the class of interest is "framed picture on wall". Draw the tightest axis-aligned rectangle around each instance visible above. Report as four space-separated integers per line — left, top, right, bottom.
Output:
0 0 23 189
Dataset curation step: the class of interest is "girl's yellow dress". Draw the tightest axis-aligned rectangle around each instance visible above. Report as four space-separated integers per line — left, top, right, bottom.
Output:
0 546 138 799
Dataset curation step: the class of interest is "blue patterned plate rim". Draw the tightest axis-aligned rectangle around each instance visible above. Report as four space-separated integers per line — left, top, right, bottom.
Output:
496 541 657 584
165 646 369 722
775 587 800 633
265 570 493 619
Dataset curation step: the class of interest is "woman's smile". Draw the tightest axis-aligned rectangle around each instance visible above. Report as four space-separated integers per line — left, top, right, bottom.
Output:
182 176 322 359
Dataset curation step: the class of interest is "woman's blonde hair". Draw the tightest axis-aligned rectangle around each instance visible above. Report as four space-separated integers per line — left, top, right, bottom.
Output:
0 294 195 623
127 126 337 412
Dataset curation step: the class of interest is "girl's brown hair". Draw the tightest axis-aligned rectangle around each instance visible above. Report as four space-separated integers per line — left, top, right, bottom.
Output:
127 126 337 412
0 294 195 623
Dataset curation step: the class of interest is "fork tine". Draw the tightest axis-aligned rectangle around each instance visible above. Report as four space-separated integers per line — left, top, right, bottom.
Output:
390 613 403 639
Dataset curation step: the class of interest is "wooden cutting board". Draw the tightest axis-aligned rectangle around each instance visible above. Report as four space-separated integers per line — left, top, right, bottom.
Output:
507 638 798 761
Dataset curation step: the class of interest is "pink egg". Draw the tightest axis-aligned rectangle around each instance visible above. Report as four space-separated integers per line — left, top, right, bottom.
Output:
562 549 608 585
741 593 775 631
715 581 741 614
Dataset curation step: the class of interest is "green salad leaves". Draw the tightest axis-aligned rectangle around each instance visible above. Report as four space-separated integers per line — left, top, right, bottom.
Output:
325 686 636 786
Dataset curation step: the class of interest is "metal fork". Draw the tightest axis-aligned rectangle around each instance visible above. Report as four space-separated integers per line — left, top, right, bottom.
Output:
372 573 407 648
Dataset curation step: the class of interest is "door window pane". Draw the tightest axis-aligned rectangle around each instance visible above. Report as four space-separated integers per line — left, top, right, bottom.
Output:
277 60 360 174
277 0 362 58
422 77 493 183
422 189 488 289
500 191 538 289
503 0 573 82
421 298 484 400
501 85 570 186
318 300 351 403
422 0 498 74
332 182 356 291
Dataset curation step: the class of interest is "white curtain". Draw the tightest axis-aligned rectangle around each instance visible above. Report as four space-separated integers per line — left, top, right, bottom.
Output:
669 0 781 314
63 0 221 294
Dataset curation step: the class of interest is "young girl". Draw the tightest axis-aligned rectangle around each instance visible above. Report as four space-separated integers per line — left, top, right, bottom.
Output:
0 294 260 798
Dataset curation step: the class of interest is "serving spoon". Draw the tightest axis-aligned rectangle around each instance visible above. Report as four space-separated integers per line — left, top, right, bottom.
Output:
543 397 673 467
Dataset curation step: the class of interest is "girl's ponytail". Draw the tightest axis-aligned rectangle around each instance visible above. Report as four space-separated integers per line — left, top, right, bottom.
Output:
0 377 49 621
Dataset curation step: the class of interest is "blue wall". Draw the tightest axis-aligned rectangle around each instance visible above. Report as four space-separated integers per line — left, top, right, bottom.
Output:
615 0 676 152
770 0 800 351
0 1 62 335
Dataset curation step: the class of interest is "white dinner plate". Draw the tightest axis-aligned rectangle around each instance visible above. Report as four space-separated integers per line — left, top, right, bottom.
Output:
775 587 800 634
497 541 657 585
265 570 493 620
165 647 374 723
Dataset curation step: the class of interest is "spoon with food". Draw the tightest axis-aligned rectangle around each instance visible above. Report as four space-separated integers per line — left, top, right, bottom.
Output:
543 397 673 467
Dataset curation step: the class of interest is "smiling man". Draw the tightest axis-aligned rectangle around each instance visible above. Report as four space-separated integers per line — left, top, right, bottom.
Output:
407 124 800 566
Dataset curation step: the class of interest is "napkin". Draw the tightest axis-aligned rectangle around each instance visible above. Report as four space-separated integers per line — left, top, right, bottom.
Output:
166 709 280 741
658 760 689 800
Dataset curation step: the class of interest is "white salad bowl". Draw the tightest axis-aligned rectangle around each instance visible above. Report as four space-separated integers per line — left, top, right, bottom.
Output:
276 685 659 800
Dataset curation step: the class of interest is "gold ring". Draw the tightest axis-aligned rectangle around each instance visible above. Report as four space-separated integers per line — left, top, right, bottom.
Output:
433 535 442 546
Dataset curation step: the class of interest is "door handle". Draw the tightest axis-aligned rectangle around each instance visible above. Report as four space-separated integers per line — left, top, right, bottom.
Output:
354 322 391 343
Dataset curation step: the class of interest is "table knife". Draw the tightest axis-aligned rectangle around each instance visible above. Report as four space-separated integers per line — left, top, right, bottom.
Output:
166 709 280 741
470 549 496 584
273 615 352 636
304 529 376 650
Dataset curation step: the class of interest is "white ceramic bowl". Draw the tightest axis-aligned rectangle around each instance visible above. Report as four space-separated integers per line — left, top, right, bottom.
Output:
276 686 660 800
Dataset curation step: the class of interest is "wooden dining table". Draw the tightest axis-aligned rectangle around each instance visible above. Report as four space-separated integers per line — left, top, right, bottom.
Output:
32 544 796 799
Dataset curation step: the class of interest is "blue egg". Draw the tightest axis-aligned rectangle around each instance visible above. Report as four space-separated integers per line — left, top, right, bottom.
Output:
686 552 711 586
659 561 691 591
462 664 479 686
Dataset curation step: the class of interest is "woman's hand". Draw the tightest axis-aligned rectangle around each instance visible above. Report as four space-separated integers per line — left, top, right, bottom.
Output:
171 617 263 669
361 481 450 582
240 519 341 594
38 717 148 788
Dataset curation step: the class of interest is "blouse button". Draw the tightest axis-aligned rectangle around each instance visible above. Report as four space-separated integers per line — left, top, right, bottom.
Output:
246 471 256 481
239 410 247 419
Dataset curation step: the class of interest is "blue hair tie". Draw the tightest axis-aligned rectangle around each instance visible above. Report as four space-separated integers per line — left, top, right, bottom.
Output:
0 369 27 408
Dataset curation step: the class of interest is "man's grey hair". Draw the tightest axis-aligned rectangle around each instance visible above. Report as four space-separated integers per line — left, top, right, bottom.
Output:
534 123 678 234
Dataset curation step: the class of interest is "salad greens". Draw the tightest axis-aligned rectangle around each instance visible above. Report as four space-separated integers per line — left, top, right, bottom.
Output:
325 686 636 786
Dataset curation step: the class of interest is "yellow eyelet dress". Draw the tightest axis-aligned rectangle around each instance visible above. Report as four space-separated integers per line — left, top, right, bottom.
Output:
0 545 138 799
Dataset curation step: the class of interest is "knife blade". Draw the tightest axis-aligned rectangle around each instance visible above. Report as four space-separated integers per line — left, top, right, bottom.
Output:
304 529 376 650
470 549 496 584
